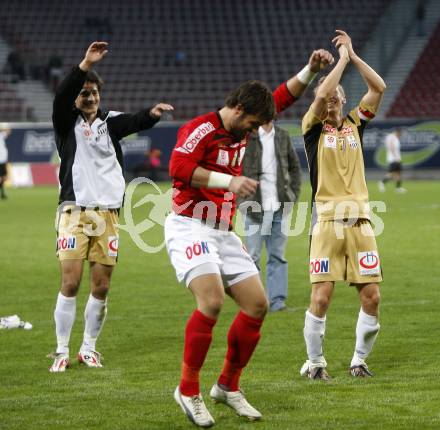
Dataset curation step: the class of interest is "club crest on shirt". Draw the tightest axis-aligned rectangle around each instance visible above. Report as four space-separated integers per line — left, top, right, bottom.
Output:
97 122 108 136
324 135 336 149
216 149 230 166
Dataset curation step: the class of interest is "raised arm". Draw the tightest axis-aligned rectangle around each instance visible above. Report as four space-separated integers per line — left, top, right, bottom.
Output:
273 49 334 113
286 49 335 99
53 42 109 134
333 30 386 112
108 103 174 140
310 44 350 119
78 41 108 72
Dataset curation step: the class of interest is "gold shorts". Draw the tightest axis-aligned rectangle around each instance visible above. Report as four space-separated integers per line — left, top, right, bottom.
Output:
56 207 119 266
309 219 382 284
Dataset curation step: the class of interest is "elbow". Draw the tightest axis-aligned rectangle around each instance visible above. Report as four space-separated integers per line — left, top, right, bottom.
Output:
169 156 194 184
375 80 387 94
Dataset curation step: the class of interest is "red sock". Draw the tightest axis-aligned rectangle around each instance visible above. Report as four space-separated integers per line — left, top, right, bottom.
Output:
180 309 217 396
218 311 264 391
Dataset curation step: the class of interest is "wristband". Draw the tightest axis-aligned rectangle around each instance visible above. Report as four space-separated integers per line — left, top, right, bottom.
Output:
207 171 233 189
297 64 318 85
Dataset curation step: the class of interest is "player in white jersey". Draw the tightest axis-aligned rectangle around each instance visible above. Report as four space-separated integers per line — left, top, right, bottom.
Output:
49 42 173 372
378 129 406 193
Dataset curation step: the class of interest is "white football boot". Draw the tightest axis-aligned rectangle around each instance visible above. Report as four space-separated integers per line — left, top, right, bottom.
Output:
210 383 262 421
174 386 215 428
77 350 103 368
49 353 70 373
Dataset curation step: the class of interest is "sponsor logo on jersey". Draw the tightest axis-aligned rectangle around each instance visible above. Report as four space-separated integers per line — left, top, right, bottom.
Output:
185 241 210 260
216 149 230 166
341 125 354 135
108 236 119 257
324 124 336 134
175 122 215 154
310 257 330 274
358 251 380 275
324 135 336 149
57 235 76 251
347 135 358 149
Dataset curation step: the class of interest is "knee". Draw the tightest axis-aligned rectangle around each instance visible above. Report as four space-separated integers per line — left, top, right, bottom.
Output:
363 288 381 312
61 278 81 296
311 289 331 315
201 296 224 319
91 277 111 299
248 297 269 320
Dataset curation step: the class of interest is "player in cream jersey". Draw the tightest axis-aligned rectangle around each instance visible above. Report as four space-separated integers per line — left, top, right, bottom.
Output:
300 30 386 380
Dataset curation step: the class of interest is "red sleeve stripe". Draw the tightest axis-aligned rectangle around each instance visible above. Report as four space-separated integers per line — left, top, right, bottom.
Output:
358 107 375 120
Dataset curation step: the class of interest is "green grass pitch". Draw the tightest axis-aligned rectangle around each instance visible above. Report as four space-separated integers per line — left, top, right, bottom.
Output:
0 181 439 429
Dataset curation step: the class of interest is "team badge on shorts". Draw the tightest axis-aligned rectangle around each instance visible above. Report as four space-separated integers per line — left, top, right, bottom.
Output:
358 251 380 276
108 236 119 257
310 257 330 274
57 236 77 251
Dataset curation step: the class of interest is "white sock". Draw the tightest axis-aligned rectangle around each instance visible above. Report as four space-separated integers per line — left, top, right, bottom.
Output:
81 295 107 352
304 310 327 366
54 293 76 355
351 308 380 366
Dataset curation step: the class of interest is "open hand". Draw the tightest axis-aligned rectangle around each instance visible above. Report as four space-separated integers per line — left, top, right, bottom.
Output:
332 30 355 58
149 103 174 119
84 42 108 65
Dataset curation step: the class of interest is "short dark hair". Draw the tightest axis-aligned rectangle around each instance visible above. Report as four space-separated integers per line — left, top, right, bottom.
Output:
85 70 104 91
225 80 275 123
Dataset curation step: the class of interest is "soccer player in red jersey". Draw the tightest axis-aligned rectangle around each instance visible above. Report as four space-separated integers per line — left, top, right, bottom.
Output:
166 49 333 427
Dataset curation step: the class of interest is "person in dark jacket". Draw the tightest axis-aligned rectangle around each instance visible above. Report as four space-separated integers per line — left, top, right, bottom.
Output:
49 41 173 372
239 122 301 311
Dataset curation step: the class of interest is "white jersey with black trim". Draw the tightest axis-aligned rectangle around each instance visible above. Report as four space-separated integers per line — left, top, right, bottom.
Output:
53 66 160 209
72 111 125 208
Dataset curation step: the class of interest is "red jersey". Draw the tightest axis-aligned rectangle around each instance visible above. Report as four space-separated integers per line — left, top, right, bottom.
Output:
169 82 295 227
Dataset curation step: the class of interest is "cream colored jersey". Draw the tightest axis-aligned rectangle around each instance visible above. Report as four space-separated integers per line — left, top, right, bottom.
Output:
302 103 376 222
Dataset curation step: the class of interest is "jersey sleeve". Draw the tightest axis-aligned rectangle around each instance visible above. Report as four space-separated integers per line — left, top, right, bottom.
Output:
169 120 215 185
52 66 86 136
107 108 160 140
348 102 376 137
273 82 296 114
302 107 323 135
